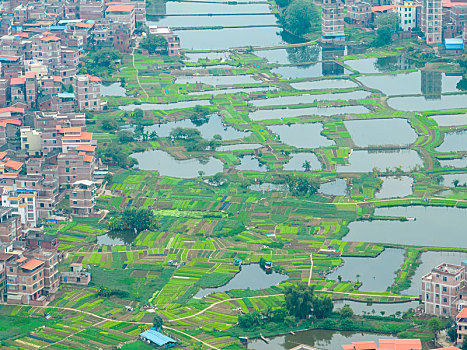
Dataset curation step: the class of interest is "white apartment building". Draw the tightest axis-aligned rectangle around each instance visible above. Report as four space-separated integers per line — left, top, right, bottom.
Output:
1 187 38 227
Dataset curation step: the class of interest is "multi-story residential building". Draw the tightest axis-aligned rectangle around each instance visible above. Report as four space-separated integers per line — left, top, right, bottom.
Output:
148 26 180 56
1 187 38 227
422 262 467 318
57 150 95 189
321 0 345 42
342 339 422 350
31 34 61 68
457 308 467 345
60 262 91 285
79 1 105 21
23 248 60 299
20 127 42 156
421 0 442 43
120 0 146 24
347 1 372 26
72 74 101 111
0 207 21 242
105 3 136 36
396 0 419 31
0 56 23 79
25 230 58 250
450 4 467 35
56 125 96 153
70 179 96 216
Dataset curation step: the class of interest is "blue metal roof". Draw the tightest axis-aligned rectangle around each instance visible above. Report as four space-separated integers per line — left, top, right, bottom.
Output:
50 25 67 31
139 329 177 346
58 92 75 99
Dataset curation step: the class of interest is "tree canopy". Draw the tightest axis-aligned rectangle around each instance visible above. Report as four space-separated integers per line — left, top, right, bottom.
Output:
79 49 122 77
108 208 156 233
283 0 319 36
141 34 168 55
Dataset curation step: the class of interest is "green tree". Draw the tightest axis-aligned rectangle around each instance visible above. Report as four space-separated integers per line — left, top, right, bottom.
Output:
302 160 312 172
312 296 333 319
79 49 122 77
463 338 467 350
374 12 400 31
153 315 163 330
102 119 118 131
339 305 354 318
117 130 135 143
109 208 156 233
141 34 168 55
447 327 457 342
283 0 318 36
428 317 445 339
284 284 315 319
373 26 393 47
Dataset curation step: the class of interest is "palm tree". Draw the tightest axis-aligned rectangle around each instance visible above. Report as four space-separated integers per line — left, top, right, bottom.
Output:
302 160 312 172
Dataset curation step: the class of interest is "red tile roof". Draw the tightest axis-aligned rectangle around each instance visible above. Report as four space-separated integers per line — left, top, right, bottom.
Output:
0 107 24 114
353 342 378 350
106 4 134 12
70 262 82 267
0 56 20 62
86 74 101 82
83 155 93 163
17 256 27 263
75 22 94 29
21 258 44 271
4 160 23 171
0 119 22 127
76 145 96 152
457 308 467 319
24 71 36 78
372 4 395 12
379 339 422 350
10 77 25 85
41 35 60 42
0 152 7 160
14 32 29 38
53 76 62 83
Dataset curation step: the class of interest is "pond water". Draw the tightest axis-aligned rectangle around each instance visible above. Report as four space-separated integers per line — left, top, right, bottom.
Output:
120 100 210 111
164 1 271 14
96 234 125 246
345 56 417 74
319 178 348 196
143 114 249 141
100 83 127 97
387 94 467 111
290 79 357 90
357 72 461 96
149 14 278 27
131 150 223 178
402 251 467 296
249 105 370 120
268 123 335 149
345 206 467 247
440 173 467 187
175 27 285 50
195 264 288 298
334 300 420 316
250 183 288 191
175 75 258 86
255 46 322 64
251 91 370 107
439 156 467 168
189 86 277 96
236 155 267 172
326 248 404 292
184 52 231 63
283 152 322 171
435 130 467 152
430 114 467 127
247 329 396 350
336 150 423 173
272 64 351 79
217 143 263 151
344 119 417 147
375 176 413 199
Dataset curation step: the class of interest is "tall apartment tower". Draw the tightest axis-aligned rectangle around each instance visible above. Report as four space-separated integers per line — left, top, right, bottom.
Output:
421 0 442 44
321 0 345 42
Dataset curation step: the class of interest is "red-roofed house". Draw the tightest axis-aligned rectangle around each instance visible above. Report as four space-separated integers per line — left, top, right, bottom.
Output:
457 308 467 344
342 339 422 350
31 34 61 68
105 3 136 35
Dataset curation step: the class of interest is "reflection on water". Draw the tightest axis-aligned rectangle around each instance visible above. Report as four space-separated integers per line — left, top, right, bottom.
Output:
327 248 405 292
345 56 417 74
249 105 369 120
120 100 210 111
346 206 467 247
283 152 322 171
101 83 127 97
251 91 370 107
195 264 288 298
236 155 266 172
430 114 467 126
319 178 348 196
436 130 467 152
131 150 223 178
247 329 396 350
337 150 423 173
334 300 420 316
255 45 321 65
375 176 413 199
290 79 357 90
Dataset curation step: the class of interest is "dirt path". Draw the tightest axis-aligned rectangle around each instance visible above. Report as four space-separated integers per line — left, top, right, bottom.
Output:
132 37 149 99
308 254 313 286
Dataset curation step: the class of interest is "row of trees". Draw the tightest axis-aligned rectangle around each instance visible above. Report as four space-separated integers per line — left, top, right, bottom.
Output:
238 284 334 329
